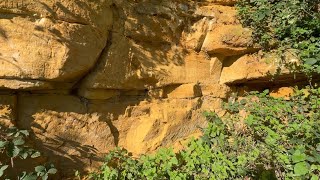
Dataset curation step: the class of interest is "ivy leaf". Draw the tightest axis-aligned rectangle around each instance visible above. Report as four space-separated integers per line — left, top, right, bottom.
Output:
12 146 21 157
31 152 41 158
317 144 320 152
316 66 320 74
47 168 57 174
6 132 14 137
311 151 320 163
305 58 318 65
0 165 9 177
0 141 8 148
294 162 309 176
35 165 46 173
292 150 307 163
307 156 316 163
311 175 319 180
19 130 29 137
257 12 266 21
20 172 38 180
21 152 29 159
7 145 20 158
14 132 20 138
41 173 49 180
13 138 25 146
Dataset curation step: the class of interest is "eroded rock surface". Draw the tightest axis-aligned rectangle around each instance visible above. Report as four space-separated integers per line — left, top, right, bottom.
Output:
0 0 304 177
0 0 112 88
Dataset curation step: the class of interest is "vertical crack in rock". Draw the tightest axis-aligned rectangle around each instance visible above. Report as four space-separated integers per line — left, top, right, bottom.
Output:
70 2 121 147
71 4 116 91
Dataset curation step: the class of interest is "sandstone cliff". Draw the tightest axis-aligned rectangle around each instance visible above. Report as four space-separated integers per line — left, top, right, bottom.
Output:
0 0 304 177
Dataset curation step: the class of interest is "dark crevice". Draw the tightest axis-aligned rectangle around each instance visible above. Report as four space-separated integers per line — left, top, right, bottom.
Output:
0 77 74 83
70 4 117 92
229 77 320 93
68 3 121 147
105 120 119 146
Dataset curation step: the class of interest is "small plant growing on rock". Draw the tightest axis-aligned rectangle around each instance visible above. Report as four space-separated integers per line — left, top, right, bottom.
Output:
0 126 57 180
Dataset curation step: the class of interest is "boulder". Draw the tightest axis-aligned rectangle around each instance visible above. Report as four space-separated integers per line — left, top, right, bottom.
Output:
202 24 257 56
219 53 304 85
166 83 202 99
0 0 113 88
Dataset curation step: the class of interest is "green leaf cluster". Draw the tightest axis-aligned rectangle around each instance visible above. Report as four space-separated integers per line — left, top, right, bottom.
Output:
237 0 320 75
224 87 320 179
0 126 57 180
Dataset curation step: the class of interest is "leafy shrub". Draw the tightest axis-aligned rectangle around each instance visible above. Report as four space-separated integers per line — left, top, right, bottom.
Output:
237 0 320 75
225 87 320 179
0 126 57 180
89 87 320 179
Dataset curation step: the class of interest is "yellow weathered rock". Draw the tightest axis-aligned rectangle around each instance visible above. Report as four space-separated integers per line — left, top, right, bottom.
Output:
0 0 310 177
202 25 257 56
270 87 295 100
0 0 113 88
220 53 294 84
166 83 202 99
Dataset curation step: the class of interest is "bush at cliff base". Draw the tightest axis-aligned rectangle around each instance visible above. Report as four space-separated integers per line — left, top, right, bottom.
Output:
89 86 320 180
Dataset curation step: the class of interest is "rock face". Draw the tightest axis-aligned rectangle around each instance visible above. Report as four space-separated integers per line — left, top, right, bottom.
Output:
0 0 113 87
0 0 302 177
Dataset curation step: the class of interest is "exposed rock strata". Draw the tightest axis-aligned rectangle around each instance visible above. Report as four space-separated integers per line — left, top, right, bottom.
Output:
0 0 304 177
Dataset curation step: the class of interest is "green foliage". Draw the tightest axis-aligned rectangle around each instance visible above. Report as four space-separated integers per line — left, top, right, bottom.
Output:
34 164 57 180
225 87 320 179
237 0 320 75
0 126 57 180
89 87 320 179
